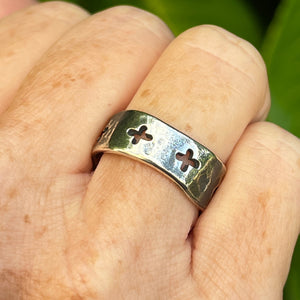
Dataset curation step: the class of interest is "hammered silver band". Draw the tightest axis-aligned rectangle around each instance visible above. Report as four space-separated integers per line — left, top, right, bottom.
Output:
92 110 226 210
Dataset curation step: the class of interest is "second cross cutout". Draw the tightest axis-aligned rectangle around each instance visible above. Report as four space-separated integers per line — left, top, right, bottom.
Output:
176 149 200 172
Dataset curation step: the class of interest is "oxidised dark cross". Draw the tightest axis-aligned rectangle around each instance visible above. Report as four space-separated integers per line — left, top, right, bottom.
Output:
127 125 153 145
176 149 199 172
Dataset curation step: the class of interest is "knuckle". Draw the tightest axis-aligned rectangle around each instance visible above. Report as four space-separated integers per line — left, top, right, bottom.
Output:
180 24 266 73
103 5 151 17
178 24 267 84
99 5 173 41
172 24 269 118
34 1 89 21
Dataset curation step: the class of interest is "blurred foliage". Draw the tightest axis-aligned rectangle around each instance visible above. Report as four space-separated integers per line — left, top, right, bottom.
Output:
262 0 300 137
40 0 300 298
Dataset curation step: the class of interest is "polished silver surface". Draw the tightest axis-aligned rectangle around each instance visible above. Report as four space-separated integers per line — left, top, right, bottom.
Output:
92 110 226 210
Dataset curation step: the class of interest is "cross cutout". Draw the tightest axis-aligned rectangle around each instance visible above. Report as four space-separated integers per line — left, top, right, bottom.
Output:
127 125 153 145
176 149 199 172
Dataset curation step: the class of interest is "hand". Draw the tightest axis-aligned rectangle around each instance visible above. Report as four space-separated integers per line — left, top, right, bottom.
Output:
0 2 299 299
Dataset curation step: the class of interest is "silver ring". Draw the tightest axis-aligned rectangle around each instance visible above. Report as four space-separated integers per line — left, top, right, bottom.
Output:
92 110 226 210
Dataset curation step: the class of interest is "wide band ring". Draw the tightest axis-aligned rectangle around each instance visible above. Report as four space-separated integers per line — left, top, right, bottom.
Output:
92 110 226 210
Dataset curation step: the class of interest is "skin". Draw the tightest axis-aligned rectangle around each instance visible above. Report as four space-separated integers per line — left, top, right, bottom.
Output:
0 1 299 299
0 0 36 18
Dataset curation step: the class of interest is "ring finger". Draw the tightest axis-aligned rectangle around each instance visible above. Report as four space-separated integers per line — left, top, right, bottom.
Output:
84 25 270 296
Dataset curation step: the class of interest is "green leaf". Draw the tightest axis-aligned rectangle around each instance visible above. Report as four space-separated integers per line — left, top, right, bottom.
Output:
44 0 263 47
262 0 300 137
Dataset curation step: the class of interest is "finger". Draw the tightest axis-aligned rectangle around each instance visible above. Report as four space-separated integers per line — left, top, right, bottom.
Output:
0 6 173 172
192 122 300 298
0 7 172 297
0 0 36 18
0 2 88 114
82 26 270 294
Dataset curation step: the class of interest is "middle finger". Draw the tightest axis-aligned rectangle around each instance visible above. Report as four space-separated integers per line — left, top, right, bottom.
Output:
0 5 173 172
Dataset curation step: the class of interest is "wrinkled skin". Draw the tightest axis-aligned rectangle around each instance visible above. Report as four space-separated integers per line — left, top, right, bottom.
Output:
0 1 299 299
